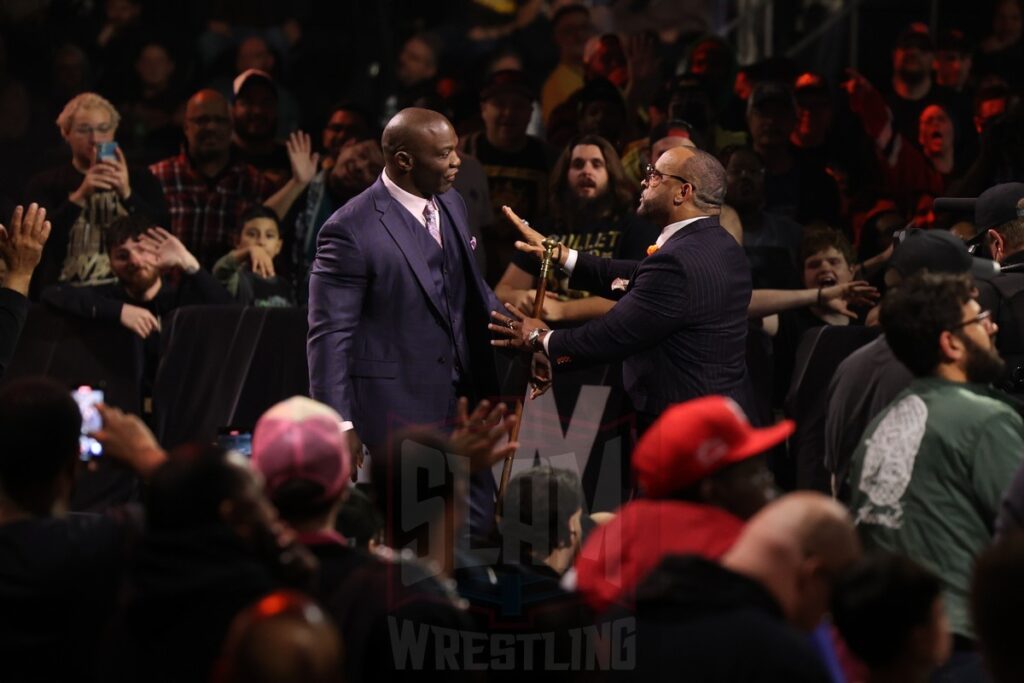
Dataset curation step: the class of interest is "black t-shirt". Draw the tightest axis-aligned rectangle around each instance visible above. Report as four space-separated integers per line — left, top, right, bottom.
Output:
464 132 554 282
0 513 129 683
23 163 169 298
773 307 844 408
511 210 659 300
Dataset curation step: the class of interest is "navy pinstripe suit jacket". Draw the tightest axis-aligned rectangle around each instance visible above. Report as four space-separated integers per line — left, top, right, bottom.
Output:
547 216 754 424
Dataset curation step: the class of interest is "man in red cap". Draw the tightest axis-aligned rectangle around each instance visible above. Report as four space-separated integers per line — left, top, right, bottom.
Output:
572 395 791 612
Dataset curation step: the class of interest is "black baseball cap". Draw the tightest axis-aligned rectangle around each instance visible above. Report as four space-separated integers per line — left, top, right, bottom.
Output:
889 229 1000 279
934 183 1024 233
480 69 536 102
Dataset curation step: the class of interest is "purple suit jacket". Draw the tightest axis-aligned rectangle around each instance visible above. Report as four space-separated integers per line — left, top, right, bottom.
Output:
307 177 501 448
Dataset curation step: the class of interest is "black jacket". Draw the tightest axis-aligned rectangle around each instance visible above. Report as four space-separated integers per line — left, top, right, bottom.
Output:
603 555 831 682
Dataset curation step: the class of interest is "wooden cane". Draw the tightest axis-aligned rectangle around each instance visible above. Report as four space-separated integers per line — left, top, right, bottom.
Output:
496 237 559 515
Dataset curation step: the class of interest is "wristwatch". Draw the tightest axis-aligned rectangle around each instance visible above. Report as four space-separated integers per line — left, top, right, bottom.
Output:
527 327 550 353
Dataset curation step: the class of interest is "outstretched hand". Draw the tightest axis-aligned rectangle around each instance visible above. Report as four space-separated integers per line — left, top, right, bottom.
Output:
503 206 568 266
451 397 519 472
819 280 880 319
489 302 545 352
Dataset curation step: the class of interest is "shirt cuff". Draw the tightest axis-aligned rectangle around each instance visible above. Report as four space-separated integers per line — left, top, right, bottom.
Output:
341 421 354 432
563 249 579 275
542 329 553 355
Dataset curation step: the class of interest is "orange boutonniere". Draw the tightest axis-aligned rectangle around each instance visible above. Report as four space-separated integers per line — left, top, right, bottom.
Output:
646 244 659 256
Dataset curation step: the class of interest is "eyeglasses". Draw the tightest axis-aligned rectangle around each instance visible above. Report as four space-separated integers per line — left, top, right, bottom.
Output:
951 309 994 330
644 163 691 187
71 124 114 136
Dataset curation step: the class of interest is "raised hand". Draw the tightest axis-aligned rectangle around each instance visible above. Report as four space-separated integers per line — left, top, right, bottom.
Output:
450 397 519 472
139 227 200 274
842 68 891 141
286 130 320 186
0 203 51 295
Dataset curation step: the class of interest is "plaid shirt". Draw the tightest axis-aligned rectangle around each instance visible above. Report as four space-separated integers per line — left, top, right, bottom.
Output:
149 151 268 267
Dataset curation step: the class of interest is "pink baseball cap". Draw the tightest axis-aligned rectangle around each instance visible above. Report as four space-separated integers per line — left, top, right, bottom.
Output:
252 397 351 502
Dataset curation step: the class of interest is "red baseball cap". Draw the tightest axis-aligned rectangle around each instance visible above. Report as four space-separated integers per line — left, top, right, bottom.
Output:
252 397 351 502
632 396 794 498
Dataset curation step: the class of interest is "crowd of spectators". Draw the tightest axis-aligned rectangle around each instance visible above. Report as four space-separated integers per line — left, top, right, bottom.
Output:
4 0 1024 681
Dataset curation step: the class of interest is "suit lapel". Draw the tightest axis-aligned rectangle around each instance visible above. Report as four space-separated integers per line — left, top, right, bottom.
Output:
372 181 446 318
437 192 490 306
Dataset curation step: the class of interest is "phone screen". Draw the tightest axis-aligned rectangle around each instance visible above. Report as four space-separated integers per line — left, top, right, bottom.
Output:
72 386 104 460
216 430 253 457
97 141 119 162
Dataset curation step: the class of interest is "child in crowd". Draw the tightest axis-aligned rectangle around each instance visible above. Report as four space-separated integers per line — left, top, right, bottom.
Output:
213 206 294 307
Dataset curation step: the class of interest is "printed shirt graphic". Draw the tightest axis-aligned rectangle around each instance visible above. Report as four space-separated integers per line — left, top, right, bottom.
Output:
848 377 1024 639
854 394 928 529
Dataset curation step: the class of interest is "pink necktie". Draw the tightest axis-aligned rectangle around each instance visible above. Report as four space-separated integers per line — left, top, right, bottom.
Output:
423 201 442 247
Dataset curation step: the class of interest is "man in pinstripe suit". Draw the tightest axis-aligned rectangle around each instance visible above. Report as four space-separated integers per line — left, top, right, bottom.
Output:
491 146 755 432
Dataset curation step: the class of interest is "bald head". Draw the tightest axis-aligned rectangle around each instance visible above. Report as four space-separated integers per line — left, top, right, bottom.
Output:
381 107 461 198
219 591 342 683
680 147 727 212
382 107 452 158
724 492 860 630
184 89 232 163
186 89 229 117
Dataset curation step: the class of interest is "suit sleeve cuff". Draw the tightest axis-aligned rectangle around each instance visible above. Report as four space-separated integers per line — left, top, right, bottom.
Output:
563 249 578 275
542 329 553 355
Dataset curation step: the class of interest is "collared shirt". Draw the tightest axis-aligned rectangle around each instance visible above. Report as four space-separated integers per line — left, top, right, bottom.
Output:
149 150 268 268
381 169 435 226
655 215 710 248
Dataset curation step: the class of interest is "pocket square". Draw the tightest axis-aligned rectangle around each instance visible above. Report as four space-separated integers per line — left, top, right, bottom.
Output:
611 278 630 292
470 236 477 250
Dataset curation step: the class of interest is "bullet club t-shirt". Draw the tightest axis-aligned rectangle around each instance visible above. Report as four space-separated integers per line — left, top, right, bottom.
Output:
511 211 659 298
